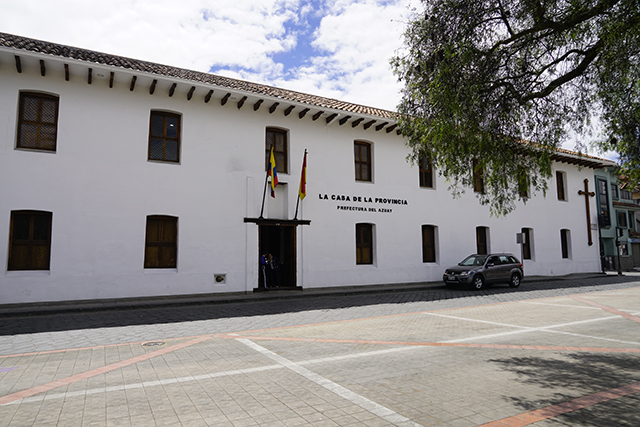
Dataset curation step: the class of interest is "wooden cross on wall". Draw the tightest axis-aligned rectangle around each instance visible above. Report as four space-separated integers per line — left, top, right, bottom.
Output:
578 179 595 246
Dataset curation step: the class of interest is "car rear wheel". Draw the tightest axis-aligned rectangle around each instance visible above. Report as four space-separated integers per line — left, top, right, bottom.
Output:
509 273 521 288
473 275 484 290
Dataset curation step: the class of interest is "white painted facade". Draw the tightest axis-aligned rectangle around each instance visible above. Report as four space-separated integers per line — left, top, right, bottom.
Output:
0 35 612 305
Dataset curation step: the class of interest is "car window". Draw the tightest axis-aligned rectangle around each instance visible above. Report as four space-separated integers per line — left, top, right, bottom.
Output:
460 255 487 266
487 256 499 265
499 256 510 264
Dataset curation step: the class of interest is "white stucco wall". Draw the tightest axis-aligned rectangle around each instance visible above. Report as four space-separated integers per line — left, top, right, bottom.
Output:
0 60 603 305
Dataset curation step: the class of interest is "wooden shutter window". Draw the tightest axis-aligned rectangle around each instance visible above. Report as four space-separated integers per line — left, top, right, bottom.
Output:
561 229 570 259
354 141 371 182
472 159 484 193
8 211 53 271
17 92 59 151
144 216 178 268
419 157 433 188
556 171 566 201
476 227 488 255
148 112 181 162
356 223 373 265
265 128 288 173
422 225 436 263
522 228 532 260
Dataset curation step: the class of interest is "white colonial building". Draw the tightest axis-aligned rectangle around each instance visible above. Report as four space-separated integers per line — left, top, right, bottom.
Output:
0 33 615 306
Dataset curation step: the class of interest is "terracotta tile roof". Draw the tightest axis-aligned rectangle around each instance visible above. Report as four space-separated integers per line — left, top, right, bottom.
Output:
0 32 619 168
0 32 397 120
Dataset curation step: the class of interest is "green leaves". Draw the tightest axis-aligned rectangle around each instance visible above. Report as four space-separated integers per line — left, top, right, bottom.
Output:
392 0 640 215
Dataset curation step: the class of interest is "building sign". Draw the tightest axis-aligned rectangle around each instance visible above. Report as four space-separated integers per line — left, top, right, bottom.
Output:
318 193 408 214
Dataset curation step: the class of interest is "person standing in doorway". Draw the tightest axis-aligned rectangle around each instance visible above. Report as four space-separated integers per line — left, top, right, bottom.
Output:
268 253 282 288
260 253 269 289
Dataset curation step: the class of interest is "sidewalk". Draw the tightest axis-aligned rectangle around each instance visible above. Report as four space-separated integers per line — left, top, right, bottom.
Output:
0 272 615 317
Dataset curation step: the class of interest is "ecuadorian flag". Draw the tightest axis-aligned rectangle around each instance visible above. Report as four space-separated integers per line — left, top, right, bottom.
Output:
268 147 278 198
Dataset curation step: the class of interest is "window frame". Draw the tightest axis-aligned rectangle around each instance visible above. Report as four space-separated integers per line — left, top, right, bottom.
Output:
617 210 628 228
148 111 181 163
472 159 484 193
610 183 619 199
422 225 437 263
518 167 530 198
16 92 59 152
597 178 610 227
144 215 178 269
521 227 533 260
556 171 567 201
354 141 372 182
356 223 374 265
560 229 571 259
476 226 489 255
265 127 288 174
419 157 433 188
8 210 53 271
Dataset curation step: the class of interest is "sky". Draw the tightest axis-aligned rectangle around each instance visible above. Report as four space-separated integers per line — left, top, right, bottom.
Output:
0 0 615 157
0 0 414 112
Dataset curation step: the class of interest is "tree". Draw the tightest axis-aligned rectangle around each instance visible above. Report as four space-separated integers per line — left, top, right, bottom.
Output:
391 0 640 215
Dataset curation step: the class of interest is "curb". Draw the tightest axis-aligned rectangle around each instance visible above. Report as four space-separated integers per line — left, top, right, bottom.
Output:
0 273 611 317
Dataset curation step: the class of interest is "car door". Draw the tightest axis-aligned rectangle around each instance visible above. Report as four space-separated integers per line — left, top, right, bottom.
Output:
498 256 513 282
484 256 501 284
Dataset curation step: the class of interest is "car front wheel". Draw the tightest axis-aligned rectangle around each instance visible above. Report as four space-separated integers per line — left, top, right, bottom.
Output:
509 273 521 288
472 275 484 290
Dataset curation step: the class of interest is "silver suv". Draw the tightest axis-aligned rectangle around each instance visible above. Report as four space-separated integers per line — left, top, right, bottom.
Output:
443 253 523 290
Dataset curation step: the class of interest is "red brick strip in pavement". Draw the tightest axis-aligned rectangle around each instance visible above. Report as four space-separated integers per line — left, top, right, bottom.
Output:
570 295 640 323
0 335 211 406
213 333 640 354
478 381 640 427
0 336 195 359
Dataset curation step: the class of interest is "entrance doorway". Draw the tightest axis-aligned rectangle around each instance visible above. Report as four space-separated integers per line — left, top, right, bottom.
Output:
259 224 297 289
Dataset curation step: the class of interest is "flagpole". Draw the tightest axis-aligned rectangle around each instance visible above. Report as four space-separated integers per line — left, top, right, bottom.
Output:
259 144 274 219
259 166 269 219
294 149 307 220
293 189 301 220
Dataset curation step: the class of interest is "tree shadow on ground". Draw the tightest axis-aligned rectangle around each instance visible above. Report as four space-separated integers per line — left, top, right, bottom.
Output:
489 352 640 426
0 274 638 336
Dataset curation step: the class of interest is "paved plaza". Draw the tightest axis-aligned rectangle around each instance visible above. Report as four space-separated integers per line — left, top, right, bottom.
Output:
1 274 639 426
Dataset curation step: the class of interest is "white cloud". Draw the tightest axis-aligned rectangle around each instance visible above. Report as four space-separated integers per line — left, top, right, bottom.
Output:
0 0 411 110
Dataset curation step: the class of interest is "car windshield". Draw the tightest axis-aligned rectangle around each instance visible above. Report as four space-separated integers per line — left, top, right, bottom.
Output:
459 255 488 266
